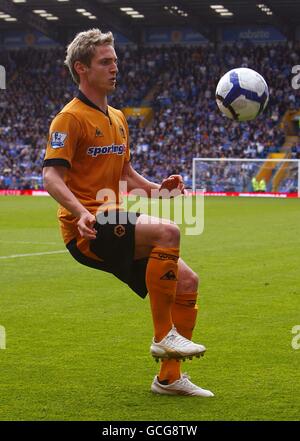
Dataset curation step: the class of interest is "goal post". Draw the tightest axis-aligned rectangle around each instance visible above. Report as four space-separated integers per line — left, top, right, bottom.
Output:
192 158 300 198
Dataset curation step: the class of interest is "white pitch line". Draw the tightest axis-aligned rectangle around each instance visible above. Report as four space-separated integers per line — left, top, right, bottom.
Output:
0 240 61 245
0 250 68 259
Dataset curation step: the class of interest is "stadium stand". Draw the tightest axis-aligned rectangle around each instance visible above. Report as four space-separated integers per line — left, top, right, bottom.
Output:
0 42 299 189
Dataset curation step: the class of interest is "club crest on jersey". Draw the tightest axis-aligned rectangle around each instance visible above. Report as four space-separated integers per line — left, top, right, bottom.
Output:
50 132 67 149
95 127 103 137
119 126 126 138
87 144 126 157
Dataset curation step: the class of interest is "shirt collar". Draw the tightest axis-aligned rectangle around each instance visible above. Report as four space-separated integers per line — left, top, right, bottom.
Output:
76 90 109 117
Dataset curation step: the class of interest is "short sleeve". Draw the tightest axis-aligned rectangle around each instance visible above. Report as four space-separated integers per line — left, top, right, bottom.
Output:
43 112 81 168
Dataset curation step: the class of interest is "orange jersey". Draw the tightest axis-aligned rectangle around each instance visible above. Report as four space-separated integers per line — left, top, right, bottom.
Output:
43 91 130 246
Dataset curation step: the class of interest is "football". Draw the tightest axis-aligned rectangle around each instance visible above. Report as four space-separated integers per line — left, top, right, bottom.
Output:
215 67 269 121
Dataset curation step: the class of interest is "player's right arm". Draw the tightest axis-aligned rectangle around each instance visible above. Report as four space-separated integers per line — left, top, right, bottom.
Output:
43 112 96 240
43 166 97 240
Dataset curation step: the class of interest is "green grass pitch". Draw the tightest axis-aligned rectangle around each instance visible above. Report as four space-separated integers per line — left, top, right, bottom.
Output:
0 195 299 420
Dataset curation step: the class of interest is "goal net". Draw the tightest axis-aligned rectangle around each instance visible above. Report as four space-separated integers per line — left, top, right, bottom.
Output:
192 158 300 197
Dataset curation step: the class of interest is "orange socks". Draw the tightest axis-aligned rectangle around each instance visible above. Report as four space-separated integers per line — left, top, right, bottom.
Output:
159 359 180 384
145 246 179 342
159 292 199 384
146 246 199 385
171 292 198 340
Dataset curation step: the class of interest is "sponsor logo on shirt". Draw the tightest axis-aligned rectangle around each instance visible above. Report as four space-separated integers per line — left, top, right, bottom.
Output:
87 144 126 157
50 132 67 148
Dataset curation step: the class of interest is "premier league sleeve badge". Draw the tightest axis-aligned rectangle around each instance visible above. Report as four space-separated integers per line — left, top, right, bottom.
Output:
50 132 68 149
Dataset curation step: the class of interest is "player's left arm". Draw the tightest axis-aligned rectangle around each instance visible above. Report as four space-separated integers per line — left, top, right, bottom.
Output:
121 161 185 197
119 111 185 196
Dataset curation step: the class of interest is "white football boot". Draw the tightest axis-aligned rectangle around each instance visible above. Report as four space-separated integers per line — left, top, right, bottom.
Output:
151 373 214 397
150 325 206 361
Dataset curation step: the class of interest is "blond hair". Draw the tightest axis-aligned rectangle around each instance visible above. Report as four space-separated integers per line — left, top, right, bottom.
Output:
64 28 114 85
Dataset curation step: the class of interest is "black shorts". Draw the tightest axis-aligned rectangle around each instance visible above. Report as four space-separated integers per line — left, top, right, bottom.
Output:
66 211 148 299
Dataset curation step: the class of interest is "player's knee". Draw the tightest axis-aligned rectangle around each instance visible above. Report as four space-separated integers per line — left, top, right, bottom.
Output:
157 222 180 247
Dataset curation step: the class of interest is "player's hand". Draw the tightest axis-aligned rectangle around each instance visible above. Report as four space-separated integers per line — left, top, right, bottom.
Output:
77 212 97 240
159 175 185 194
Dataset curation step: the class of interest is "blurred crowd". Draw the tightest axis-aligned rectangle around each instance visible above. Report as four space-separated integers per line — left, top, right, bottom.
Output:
0 41 299 191
131 43 300 188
